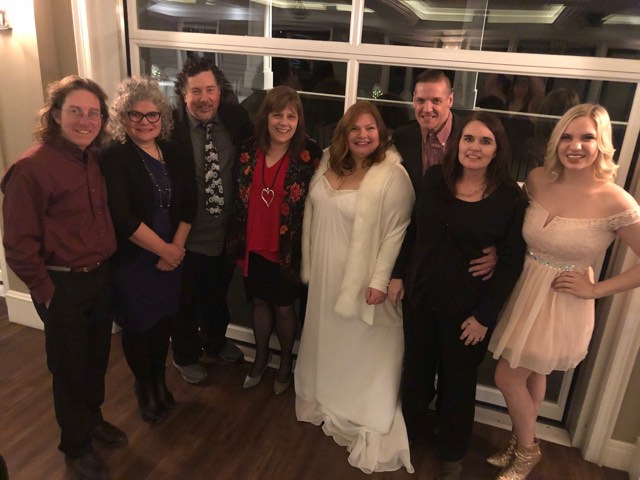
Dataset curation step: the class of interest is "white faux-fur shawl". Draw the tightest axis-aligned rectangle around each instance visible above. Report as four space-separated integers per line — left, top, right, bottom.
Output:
301 146 414 326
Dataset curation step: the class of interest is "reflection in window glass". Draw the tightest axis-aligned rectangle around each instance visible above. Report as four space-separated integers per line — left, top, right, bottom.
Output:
136 0 352 41
362 0 640 59
138 47 345 147
358 64 634 181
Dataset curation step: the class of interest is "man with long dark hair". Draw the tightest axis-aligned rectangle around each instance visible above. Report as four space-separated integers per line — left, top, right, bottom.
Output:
2 76 127 480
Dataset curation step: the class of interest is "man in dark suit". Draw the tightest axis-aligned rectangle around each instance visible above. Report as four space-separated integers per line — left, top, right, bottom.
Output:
170 57 253 384
392 70 461 198
390 70 497 304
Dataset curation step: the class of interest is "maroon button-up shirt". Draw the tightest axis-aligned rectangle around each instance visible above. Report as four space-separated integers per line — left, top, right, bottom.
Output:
1 137 117 304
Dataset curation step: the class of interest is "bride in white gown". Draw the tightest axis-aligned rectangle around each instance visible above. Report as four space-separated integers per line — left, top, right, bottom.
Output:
294 101 415 473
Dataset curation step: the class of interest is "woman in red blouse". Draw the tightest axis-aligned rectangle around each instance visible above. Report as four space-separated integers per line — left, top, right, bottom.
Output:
228 86 322 394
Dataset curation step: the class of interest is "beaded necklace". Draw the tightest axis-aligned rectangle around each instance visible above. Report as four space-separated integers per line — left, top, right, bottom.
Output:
135 143 172 210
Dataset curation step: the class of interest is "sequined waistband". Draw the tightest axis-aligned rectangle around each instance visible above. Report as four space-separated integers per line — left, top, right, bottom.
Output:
526 250 575 271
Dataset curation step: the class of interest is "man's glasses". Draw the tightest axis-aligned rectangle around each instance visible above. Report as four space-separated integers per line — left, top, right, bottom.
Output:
127 111 161 123
62 107 103 121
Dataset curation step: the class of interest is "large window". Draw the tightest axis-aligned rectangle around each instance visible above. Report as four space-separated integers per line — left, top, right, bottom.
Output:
139 47 347 148
137 0 353 40
361 0 640 60
357 66 636 180
126 0 640 422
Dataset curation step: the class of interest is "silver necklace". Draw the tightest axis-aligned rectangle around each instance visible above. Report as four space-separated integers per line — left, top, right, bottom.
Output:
136 143 172 210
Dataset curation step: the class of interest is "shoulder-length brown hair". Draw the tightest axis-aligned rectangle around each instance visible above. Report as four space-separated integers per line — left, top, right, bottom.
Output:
36 76 109 148
545 103 617 181
254 86 306 158
328 101 389 175
442 111 517 196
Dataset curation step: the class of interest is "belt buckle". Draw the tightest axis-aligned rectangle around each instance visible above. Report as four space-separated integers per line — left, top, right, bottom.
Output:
75 261 101 273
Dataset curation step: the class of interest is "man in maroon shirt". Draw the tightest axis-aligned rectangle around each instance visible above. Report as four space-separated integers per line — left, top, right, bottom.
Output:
2 76 126 480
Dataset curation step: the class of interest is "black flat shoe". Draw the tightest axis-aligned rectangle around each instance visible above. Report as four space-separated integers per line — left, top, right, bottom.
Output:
66 451 109 480
92 420 127 447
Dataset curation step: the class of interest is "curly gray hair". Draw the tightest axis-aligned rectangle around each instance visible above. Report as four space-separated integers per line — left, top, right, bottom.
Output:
108 75 173 143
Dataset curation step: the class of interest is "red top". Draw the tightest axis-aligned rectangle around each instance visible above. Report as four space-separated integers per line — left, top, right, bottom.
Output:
242 149 290 276
1 137 117 303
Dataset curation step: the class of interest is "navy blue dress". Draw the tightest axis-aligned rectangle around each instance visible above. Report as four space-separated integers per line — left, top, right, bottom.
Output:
112 150 182 333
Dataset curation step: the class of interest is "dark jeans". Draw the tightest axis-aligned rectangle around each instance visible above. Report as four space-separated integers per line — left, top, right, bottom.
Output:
32 263 113 458
171 251 234 366
401 300 489 462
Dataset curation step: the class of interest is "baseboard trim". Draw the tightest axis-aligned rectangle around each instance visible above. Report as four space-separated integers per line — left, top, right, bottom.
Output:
603 438 635 472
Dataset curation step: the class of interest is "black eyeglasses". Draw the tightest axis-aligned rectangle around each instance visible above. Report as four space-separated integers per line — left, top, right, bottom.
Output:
127 111 161 123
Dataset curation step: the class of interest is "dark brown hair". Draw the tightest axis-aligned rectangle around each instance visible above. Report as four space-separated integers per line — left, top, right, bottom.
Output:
442 111 517 197
174 56 235 104
36 75 109 148
254 86 306 158
328 101 389 176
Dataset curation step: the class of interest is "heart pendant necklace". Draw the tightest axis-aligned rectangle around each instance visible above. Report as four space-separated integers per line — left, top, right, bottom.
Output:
261 152 286 207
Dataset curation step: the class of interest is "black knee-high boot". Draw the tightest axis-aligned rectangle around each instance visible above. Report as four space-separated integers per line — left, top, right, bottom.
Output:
153 364 175 410
151 317 175 411
134 379 165 423
122 328 166 423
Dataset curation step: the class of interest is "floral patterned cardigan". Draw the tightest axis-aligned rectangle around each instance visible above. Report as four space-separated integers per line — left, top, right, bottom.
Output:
227 136 323 284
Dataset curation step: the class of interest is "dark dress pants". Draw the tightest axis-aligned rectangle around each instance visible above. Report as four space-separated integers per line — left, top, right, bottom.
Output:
171 250 234 366
402 301 489 462
32 264 113 458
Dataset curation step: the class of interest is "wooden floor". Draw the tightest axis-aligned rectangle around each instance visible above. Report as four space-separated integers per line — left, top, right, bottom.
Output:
0 299 628 480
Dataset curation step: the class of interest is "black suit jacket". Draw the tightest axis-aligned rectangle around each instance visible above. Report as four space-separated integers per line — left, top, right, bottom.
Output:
391 112 463 278
392 113 463 200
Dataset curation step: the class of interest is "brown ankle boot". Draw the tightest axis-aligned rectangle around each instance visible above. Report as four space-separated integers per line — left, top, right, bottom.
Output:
496 439 541 480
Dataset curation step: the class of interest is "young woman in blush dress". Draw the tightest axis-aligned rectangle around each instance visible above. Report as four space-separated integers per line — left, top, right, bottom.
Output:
488 104 640 479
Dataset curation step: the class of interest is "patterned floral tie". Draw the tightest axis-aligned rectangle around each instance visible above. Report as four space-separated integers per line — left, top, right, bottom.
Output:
204 123 224 216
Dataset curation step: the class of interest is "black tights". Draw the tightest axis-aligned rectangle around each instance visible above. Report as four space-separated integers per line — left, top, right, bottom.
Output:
121 317 171 383
250 298 297 382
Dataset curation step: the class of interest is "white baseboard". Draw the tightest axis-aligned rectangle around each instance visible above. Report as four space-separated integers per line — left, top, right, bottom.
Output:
629 437 640 480
603 438 636 472
5 289 120 334
474 406 572 446
5 290 42 330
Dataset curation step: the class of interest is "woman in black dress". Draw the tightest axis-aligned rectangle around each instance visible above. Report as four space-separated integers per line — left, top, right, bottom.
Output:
101 76 196 423
400 111 527 479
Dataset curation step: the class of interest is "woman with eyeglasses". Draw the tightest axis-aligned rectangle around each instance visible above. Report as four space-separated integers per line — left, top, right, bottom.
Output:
100 76 196 423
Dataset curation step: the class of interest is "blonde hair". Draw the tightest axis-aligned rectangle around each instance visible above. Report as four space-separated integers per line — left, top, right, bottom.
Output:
545 103 617 181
